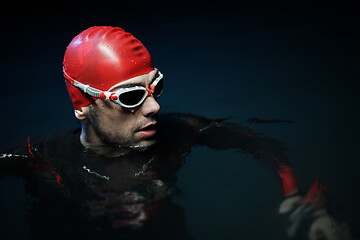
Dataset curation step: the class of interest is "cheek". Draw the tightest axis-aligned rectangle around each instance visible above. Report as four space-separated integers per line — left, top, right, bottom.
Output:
105 110 138 134
92 101 140 135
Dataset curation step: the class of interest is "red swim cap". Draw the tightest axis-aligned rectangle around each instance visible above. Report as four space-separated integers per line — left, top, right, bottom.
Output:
63 26 154 109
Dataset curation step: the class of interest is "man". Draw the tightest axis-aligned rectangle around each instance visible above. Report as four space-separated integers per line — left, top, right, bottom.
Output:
0 26 351 240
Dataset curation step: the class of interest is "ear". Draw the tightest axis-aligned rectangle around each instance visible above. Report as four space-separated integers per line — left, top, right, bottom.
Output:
74 106 90 120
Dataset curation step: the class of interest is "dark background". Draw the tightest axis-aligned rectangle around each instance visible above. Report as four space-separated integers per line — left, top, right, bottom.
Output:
0 1 358 147
0 1 359 239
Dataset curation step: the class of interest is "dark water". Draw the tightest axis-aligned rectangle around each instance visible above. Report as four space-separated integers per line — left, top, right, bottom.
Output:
0 3 359 239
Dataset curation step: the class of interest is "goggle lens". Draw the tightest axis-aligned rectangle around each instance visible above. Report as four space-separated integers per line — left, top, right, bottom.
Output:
119 89 147 106
153 77 164 98
117 76 164 108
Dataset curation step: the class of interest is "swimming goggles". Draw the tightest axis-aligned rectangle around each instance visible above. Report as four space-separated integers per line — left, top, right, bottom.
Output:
64 69 164 109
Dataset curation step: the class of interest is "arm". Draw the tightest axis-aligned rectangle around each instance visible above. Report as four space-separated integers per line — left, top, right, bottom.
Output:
167 113 353 239
195 117 298 196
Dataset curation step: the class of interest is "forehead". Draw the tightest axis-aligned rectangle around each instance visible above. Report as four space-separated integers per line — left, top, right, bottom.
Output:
108 69 158 91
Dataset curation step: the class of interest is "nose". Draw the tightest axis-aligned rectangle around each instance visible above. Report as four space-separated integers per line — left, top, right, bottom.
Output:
141 95 160 117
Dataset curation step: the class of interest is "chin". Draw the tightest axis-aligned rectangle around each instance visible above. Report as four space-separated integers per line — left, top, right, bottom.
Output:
129 139 157 152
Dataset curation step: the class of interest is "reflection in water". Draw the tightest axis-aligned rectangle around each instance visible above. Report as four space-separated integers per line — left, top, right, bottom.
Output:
0 113 354 239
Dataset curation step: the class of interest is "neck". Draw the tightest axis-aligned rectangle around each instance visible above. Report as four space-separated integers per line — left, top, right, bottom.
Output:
79 122 130 157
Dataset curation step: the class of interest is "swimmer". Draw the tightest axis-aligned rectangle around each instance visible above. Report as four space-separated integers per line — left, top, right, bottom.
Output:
0 26 352 240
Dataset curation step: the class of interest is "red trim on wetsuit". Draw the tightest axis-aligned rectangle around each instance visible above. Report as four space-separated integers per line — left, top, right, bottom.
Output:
302 179 325 203
27 137 36 159
277 164 298 196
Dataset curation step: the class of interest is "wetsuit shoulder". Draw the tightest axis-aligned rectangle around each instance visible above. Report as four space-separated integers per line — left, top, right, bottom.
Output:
24 128 82 199
0 128 82 182
27 128 83 175
33 128 82 156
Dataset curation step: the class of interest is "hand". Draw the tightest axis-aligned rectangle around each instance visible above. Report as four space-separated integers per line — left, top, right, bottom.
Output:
308 208 352 240
279 180 353 240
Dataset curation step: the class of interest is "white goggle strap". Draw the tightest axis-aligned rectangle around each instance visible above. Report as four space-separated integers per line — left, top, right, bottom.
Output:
73 80 116 100
73 80 103 98
64 70 114 101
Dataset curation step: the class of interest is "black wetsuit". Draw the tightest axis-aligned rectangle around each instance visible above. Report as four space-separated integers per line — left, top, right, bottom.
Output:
0 113 296 240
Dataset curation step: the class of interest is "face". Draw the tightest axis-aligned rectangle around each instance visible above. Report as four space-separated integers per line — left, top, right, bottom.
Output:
84 69 161 151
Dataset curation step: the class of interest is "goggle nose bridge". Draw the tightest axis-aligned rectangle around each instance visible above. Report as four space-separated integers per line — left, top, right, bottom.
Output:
146 88 154 96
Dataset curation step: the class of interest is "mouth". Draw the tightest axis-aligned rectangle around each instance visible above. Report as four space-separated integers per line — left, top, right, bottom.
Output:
136 122 158 138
